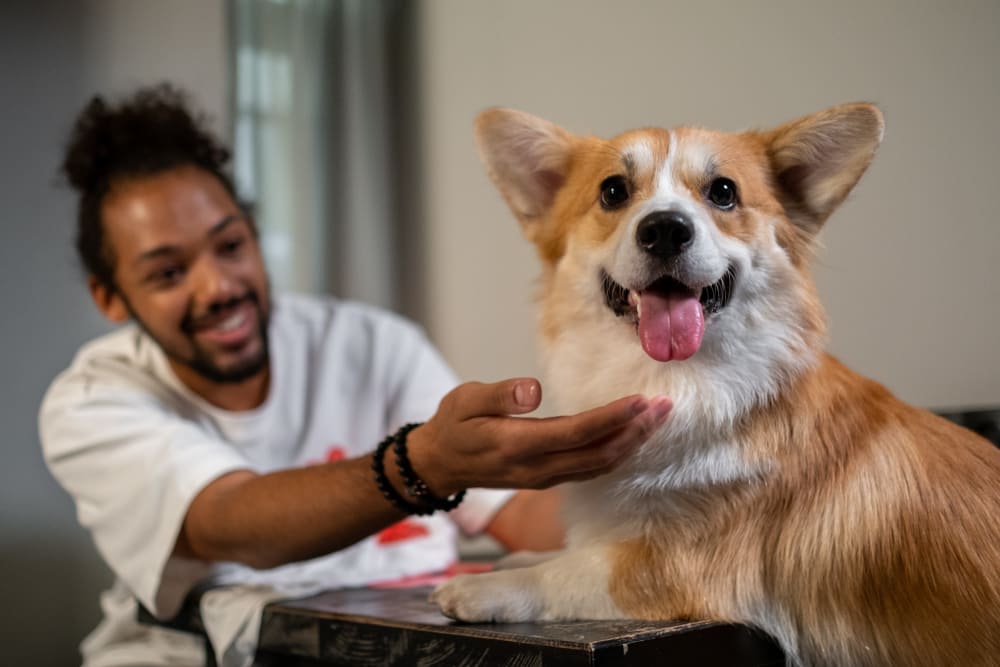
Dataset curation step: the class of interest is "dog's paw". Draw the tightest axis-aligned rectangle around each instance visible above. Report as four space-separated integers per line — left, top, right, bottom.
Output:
430 571 541 623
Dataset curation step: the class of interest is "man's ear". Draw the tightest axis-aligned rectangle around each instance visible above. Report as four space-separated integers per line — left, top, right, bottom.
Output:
765 103 884 233
474 108 575 242
88 276 129 323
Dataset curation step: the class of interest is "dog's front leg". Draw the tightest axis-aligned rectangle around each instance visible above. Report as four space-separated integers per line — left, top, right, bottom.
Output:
431 546 625 623
494 548 565 570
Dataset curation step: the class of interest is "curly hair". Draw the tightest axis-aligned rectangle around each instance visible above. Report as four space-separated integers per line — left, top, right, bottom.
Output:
61 83 239 290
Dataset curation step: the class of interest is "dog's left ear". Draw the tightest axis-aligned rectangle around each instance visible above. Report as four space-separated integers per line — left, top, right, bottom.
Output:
766 103 884 232
474 108 575 243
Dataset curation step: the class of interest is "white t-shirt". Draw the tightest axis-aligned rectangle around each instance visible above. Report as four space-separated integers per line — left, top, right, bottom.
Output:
40 293 512 666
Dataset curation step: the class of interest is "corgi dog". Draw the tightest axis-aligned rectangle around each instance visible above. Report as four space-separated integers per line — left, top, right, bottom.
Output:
430 104 1000 666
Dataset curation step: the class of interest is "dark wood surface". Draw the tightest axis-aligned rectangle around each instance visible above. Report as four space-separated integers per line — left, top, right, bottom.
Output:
144 585 785 666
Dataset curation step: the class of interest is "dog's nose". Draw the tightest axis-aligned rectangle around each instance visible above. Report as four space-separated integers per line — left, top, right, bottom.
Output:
636 211 694 258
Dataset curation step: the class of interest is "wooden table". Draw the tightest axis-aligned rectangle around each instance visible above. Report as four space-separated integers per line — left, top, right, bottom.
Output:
145 585 785 666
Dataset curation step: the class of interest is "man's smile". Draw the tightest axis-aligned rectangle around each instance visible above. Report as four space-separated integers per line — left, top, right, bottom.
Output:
188 297 261 348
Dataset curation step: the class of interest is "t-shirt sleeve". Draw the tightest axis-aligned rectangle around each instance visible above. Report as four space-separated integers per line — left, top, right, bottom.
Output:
448 487 516 535
38 365 251 619
377 318 515 535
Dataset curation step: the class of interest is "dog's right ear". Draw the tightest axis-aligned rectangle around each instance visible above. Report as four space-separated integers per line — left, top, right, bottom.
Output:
474 108 575 240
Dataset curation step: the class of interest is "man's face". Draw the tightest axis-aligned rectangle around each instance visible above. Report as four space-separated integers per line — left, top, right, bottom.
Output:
95 165 271 387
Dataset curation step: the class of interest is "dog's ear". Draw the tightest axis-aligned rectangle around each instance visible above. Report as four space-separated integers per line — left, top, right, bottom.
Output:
475 108 575 239
765 103 884 233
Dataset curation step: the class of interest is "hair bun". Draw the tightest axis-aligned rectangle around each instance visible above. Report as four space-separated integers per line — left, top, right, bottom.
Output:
60 83 230 195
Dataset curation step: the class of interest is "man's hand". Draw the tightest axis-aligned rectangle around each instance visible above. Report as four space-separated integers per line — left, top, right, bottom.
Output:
407 378 672 498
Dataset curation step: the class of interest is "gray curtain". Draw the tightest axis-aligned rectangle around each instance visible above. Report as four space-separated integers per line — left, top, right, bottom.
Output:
229 0 411 312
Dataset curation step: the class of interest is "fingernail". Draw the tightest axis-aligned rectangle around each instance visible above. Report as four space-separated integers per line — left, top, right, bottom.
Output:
514 381 537 407
652 397 672 420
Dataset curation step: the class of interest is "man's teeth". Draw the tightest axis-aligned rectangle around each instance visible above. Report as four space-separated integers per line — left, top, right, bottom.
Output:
214 312 247 332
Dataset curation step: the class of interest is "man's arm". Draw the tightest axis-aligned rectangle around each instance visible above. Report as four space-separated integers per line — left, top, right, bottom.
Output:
178 378 671 569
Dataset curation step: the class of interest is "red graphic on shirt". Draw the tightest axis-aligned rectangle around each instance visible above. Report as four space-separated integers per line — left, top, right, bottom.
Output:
377 520 430 545
306 445 347 467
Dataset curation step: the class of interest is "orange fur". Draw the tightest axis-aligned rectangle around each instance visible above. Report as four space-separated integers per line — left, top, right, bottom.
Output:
610 355 1000 665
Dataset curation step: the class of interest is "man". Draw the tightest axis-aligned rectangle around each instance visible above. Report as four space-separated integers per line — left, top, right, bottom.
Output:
40 84 671 665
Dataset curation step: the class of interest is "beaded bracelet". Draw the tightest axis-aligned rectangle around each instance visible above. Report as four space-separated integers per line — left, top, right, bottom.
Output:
371 427 431 516
392 422 466 512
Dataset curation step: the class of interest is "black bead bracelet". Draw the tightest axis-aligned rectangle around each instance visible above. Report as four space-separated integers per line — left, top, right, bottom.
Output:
392 422 466 513
371 427 430 516
371 422 465 516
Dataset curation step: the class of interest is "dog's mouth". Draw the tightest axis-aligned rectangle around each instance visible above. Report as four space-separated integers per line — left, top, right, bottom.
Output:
601 265 736 362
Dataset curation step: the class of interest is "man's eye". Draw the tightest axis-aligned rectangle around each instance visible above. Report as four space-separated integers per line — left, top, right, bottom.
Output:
149 267 183 285
219 238 245 255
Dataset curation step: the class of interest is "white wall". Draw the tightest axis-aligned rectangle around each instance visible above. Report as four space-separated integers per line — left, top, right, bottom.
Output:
414 0 1000 411
0 2 226 663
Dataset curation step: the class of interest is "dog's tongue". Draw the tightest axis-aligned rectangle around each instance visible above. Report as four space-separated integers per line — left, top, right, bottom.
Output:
637 290 705 362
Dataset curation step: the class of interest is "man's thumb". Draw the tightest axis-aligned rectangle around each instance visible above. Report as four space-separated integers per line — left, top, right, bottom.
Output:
450 378 542 418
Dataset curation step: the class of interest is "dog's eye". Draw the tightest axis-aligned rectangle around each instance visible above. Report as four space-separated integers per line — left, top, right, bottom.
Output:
600 176 630 210
707 177 738 209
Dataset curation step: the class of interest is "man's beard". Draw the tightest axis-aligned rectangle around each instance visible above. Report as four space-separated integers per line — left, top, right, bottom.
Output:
124 291 271 384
